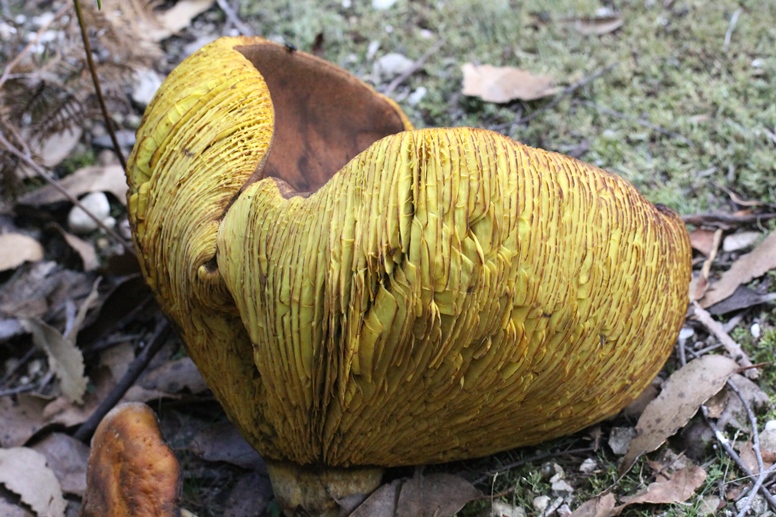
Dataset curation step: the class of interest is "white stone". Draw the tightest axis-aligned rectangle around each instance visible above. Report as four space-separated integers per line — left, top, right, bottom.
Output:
532 495 550 514
342 0 352 7
68 192 111 234
408 86 427 106
579 458 597 474
751 322 761 339
557 504 572 517
373 53 414 80
765 420 776 431
608 426 636 455
551 479 574 497
132 68 164 108
372 0 397 9
678 326 695 341
366 40 381 60
33 12 56 27
490 501 526 517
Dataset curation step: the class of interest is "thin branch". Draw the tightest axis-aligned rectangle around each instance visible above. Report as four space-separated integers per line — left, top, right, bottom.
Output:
703 407 776 513
72 0 127 170
74 317 172 443
0 4 71 89
0 132 135 255
512 63 618 126
723 9 742 52
579 100 693 145
473 446 595 485
383 39 444 96
682 212 776 227
216 0 253 36
691 301 756 378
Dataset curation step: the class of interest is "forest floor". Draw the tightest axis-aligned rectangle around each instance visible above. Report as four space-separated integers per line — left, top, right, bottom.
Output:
1 1 775 516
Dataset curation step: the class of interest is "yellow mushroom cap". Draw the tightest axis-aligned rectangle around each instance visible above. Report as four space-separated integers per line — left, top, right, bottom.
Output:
127 35 691 474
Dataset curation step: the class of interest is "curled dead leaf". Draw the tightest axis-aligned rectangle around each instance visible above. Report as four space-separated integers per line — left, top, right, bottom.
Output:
0 233 44 272
461 63 557 103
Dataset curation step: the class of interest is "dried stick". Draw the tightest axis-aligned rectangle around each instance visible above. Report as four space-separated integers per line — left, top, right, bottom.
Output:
0 133 135 254
691 301 756 378
383 39 444 96
72 0 127 171
513 63 618 125
473 446 594 485
682 212 776 226
216 0 253 36
0 4 71 88
74 317 171 443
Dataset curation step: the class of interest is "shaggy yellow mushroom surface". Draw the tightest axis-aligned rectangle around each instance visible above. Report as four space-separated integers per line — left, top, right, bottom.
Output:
127 37 691 470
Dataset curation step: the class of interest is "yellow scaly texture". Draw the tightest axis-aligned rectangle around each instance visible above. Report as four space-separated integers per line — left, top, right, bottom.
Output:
218 127 691 467
125 37 284 456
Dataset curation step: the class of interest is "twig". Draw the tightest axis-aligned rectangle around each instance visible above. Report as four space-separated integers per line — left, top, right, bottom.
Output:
72 0 127 171
578 100 694 145
0 3 71 89
727 380 767 517
682 212 776 227
383 39 444 96
723 9 742 52
703 407 776 513
473 446 594 485
74 317 172 443
0 132 135 255
691 301 757 378
216 0 253 36
512 63 618 126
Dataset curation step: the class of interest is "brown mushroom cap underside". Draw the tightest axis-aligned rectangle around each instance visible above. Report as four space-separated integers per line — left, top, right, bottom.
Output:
80 403 181 517
126 37 691 469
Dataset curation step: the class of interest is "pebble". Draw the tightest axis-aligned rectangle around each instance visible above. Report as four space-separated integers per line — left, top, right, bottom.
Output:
556 504 572 517
373 52 414 80
366 40 381 60
372 0 397 9
579 458 597 474
608 426 636 455
490 501 526 517
532 495 550 514
68 192 111 234
408 86 427 106
132 68 164 108
551 479 574 497
751 322 761 339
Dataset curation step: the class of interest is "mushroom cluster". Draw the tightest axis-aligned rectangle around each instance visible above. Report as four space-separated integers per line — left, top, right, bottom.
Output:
121 36 691 515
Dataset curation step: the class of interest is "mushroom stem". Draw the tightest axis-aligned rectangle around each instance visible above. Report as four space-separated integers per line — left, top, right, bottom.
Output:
265 460 383 516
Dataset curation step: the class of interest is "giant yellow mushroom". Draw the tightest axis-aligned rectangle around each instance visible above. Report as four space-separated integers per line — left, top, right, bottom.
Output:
124 36 691 515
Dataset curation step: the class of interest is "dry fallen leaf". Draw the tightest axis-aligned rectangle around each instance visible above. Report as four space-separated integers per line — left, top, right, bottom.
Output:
0 394 49 447
18 128 83 177
21 280 100 404
18 164 128 206
569 493 616 517
352 473 480 517
0 233 44 272
619 355 739 476
141 357 209 395
0 447 67 517
689 228 717 257
59 229 99 271
701 229 776 307
150 0 216 41
617 465 707 508
461 63 557 103
31 432 90 497
190 421 266 471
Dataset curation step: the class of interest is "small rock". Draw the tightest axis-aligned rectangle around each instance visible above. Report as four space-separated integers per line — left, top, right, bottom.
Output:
532 495 550 514
372 0 397 9
678 326 695 342
132 68 164 108
765 420 776 431
408 86 427 106
32 12 56 27
556 503 572 517
342 0 352 7
608 426 636 455
760 427 776 462
548 464 565 483
366 40 381 60
722 231 761 252
579 458 597 474
490 501 526 517
68 192 111 234
92 129 136 150
373 53 414 80
736 493 767 515
751 322 761 339
551 479 574 497
418 28 434 39
0 21 16 40
698 495 721 516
